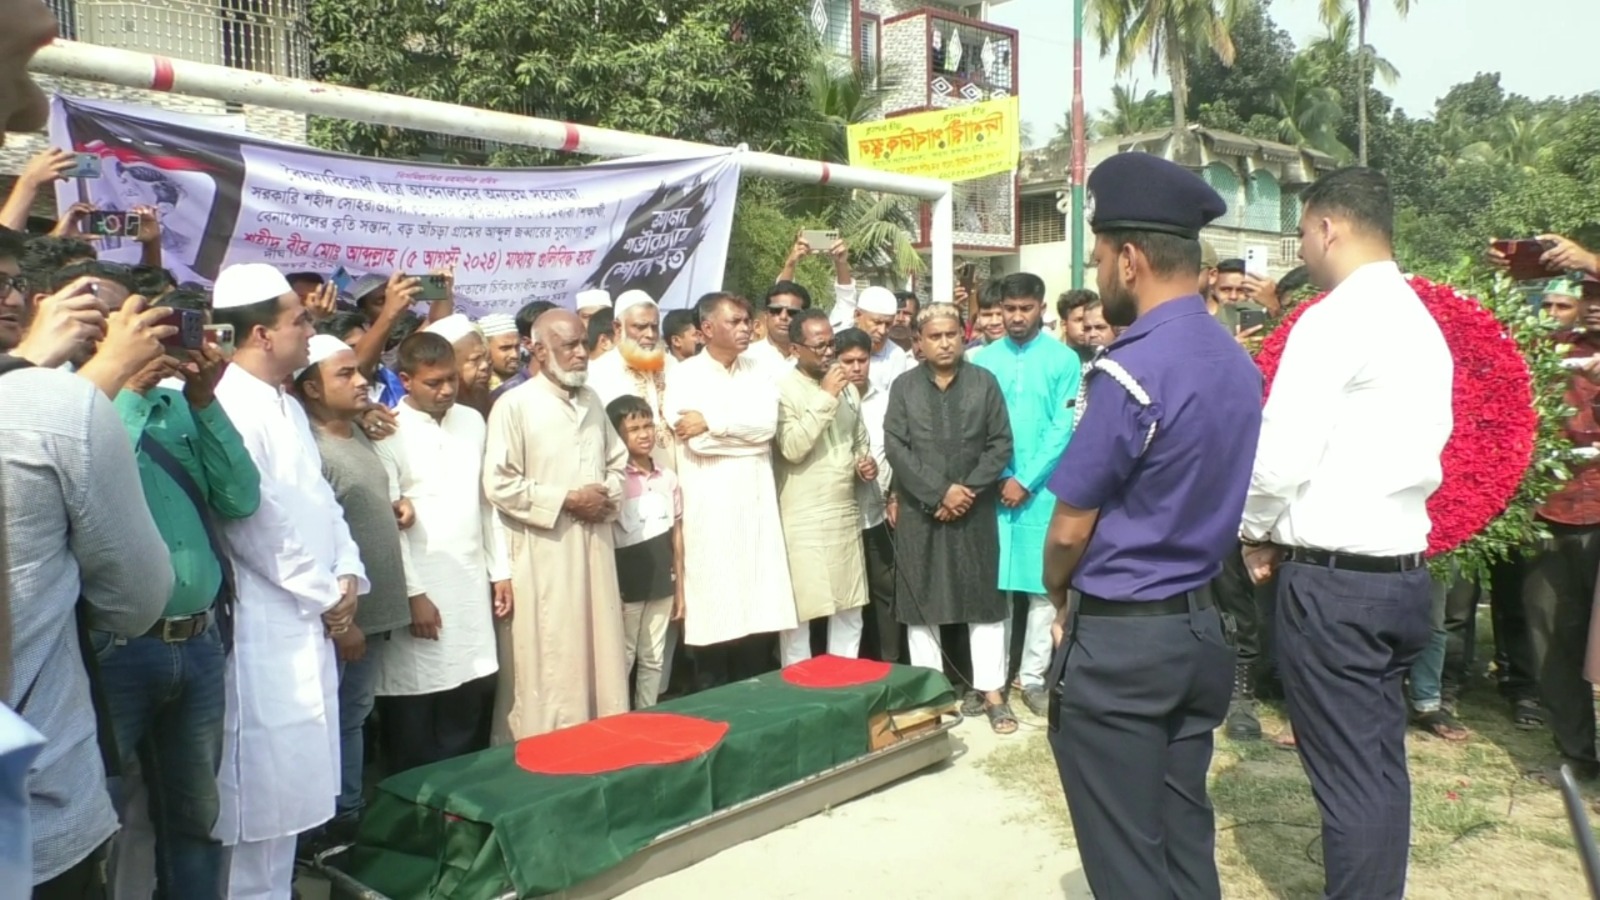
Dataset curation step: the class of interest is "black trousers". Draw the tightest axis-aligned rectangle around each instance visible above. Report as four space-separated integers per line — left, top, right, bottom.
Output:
1200 540 1273 670
1521 523 1600 766
1277 560 1432 900
1440 556 1537 700
32 843 109 899
378 673 496 774
858 523 903 663
1048 596 1234 900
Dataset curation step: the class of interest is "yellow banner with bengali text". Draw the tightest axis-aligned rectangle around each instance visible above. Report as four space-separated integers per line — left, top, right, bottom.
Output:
846 97 1020 183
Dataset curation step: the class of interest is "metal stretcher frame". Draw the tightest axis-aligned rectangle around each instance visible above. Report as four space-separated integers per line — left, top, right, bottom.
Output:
306 716 960 900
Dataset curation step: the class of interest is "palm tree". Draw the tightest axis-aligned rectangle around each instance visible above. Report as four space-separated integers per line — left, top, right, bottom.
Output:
1089 83 1174 139
1087 0 1242 133
1318 0 1417 165
1269 54 1350 159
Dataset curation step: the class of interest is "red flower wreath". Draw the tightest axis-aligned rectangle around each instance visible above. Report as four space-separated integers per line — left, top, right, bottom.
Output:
1254 276 1537 556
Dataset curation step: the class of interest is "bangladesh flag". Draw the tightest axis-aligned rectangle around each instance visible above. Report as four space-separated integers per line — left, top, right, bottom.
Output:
338 657 956 898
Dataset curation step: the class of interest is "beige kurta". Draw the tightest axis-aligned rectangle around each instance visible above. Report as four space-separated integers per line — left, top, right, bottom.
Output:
483 374 629 741
774 370 870 622
663 353 798 646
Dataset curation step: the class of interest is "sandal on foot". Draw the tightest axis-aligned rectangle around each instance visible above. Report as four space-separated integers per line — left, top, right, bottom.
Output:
1270 730 1298 752
985 701 1019 735
960 689 985 718
1413 708 1472 742
1512 698 1545 730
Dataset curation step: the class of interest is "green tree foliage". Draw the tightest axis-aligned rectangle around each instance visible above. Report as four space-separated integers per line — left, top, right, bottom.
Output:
1087 0 1243 132
306 0 826 163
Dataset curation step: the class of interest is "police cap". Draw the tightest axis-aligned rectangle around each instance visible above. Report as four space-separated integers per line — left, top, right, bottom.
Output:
1088 152 1228 240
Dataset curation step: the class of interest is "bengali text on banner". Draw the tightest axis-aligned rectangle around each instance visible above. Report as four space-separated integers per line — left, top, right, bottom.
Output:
846 96 1020 183
47 95 742 313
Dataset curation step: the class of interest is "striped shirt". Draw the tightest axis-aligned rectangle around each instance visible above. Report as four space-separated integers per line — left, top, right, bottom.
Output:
0 365 171 882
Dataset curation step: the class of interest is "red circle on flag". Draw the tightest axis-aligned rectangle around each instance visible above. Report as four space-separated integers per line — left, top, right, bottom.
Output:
781 655 893 689
513 712 729 776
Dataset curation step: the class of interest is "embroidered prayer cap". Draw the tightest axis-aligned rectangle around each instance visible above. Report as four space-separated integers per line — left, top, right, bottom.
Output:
575 289 611 313
294 334 353 380
477 313 517 337
856 286 898 317
425 313 480 345
1087 152 1227 240
212 263 293 311
614 290 658 318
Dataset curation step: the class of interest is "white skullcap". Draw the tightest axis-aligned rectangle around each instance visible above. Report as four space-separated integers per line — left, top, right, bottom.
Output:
294 334 353 381
856 286 898 317
575 289 611 312
425 313 480 345
212 263 293 310
614 289 658 317
477 313 516 337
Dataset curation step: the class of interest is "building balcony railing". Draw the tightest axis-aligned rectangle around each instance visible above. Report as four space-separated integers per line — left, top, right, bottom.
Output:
879 8 1017 117
45 0 310 79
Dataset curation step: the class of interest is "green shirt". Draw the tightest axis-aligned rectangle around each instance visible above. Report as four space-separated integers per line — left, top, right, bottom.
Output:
115 385 261 617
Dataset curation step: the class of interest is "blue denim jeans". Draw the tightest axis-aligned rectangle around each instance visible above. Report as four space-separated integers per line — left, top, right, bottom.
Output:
94 625 226 900
337 649 380 817
1408 576 1450 712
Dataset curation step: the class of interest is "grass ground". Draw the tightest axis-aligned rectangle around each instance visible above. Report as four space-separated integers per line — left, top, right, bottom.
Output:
982 673 1594 898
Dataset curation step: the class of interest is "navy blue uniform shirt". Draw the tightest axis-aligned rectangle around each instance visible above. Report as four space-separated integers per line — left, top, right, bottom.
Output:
1047 294 1263 601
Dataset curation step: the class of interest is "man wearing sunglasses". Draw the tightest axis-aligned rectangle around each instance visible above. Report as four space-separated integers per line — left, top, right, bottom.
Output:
742 280 810 379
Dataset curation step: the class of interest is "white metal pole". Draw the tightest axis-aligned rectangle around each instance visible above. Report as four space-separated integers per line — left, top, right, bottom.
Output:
929 192 954 302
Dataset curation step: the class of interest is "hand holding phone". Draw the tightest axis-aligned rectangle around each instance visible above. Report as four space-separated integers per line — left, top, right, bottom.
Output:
203 324 235 354
85 210 141 238
800 230 839 255
1236 306 1269 333
417 273 449 302
1490 238 1559 281
157 307 206 351
70 153 102 179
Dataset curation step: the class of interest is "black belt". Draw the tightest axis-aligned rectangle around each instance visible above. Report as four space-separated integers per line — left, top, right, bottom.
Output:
1078 592 1211 618
1287 547 1424 573
144 610 211 643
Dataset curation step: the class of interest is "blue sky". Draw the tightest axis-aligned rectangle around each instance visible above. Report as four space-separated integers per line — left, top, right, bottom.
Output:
989 0 1597 144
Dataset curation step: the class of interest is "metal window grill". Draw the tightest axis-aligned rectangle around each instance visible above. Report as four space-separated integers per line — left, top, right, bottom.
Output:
62 0 309 79
928 17 1013 109
859 17 880 87
1243 170 1281 233
952 170 1014 248
1020 194 1064 246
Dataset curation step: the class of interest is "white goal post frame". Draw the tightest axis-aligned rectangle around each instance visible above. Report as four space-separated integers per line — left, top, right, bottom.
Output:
28 40 957 302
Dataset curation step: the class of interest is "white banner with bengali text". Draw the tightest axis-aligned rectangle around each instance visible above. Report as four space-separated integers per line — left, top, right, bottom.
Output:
48 95 741 313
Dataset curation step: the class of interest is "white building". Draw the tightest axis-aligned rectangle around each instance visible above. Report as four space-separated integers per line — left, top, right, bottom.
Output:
993 125 1339 296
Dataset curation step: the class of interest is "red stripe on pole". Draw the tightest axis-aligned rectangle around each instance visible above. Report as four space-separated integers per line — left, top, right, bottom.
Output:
151 56 175 92
819 162 832 185
560 123 581 153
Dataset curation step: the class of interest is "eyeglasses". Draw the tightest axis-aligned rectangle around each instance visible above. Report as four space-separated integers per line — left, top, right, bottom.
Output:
0 274 30 297
766 305 801 318
797 341 836 355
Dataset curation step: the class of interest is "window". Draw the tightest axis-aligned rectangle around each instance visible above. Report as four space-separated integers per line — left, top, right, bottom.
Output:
1201 163 1242 228
1020 195 1065 245
859 15 880 87
1243 170 1281 233
1280 192 1303 235
812 0 852 59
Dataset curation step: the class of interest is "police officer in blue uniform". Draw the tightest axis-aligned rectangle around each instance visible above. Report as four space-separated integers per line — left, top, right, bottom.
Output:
1041 152 1264 899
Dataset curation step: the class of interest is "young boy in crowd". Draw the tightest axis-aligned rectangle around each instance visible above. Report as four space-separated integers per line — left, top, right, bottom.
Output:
606 395 684 708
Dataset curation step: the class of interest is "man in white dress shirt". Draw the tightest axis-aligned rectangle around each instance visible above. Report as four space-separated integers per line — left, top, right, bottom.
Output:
374 331 511 772
835 326 900 662
1240 168 1452 900
209 263 368 899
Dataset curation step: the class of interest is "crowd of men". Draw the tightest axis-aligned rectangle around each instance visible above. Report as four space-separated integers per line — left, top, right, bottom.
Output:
6 11 1600 900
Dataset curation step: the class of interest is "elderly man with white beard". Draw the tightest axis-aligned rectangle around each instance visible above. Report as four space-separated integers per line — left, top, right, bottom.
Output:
484 309 629 738
586 290 674 467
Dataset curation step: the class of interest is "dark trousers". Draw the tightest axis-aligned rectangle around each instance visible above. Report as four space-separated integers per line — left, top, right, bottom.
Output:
693 633 776 685
1048 597 1234 900
378 673 496 774
1200 541 1273 669
858 523 903 663
1440 557 1537 700
1277 560 1432 900
95 627 228 899
1521 523 1600 767
33 843 109 899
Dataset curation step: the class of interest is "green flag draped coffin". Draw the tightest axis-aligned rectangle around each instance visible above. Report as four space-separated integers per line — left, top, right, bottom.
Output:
339 658 956 898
